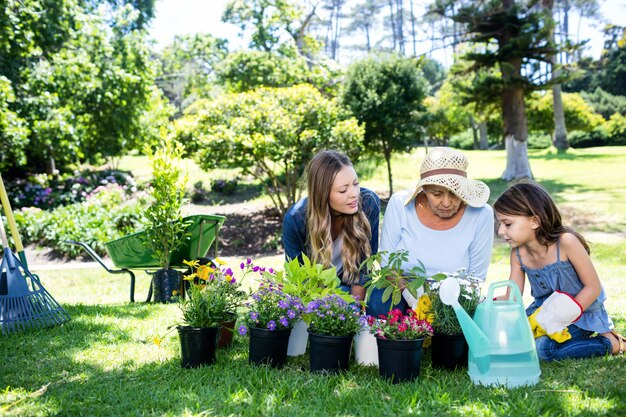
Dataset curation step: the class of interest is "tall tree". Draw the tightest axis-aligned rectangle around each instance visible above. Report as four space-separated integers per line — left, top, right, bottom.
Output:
0 0 166 174
543 0 569 150
157 34 228 112
345 0 384 52
222 0 320 60
432 0 576 180
342 53 427 195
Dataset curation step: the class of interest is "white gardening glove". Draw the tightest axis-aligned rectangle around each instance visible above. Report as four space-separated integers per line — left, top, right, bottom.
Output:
535 291 583 335
402 288 418 309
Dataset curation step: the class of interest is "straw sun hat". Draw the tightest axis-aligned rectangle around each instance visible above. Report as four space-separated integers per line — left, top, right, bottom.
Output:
405 147 490 208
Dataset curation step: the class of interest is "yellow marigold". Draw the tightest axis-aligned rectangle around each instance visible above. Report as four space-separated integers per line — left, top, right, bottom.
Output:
196 265 216 281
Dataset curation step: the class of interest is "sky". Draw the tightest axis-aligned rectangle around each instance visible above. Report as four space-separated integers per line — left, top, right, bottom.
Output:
148 0 626 64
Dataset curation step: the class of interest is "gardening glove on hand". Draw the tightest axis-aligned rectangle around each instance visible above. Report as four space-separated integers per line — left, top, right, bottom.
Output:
537 291 583 334
528 308 572 343
402 288 418 309
414 294 435 324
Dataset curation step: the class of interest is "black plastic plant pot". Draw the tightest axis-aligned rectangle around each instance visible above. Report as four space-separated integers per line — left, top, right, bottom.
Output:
248 327 291 368
308 331 354 374
153 269 182 303
376 337 425 384
431 332 469 370
178 326 220 368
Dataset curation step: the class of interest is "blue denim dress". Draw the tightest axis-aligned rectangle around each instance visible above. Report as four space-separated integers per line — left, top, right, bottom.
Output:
517 241 613 361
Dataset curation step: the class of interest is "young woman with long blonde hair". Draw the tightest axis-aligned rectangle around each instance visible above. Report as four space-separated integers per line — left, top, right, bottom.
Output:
282 150 380 299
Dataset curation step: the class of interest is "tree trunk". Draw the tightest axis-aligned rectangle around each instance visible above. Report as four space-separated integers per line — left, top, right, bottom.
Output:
542 0 569 150
479 120 489 150
383 145 394 196
500 62 533 180
410 0 417 56
388 0 396 51
46 145 57 176
395 0 404 54
552 83 569 150
500 0 532 180
469 115 479 149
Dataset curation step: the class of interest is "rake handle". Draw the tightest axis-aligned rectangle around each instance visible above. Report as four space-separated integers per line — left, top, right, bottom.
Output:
0 212 8 248
0 173 24 252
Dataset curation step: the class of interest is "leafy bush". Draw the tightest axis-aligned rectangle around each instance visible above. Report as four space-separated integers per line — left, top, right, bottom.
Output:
191 181 208 203
13 185 147 257
5 169 137 210
581 87 626 120
211 177 239 195
527 133 551 149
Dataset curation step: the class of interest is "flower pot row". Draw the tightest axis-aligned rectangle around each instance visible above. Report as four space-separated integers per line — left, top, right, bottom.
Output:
245 326 429 384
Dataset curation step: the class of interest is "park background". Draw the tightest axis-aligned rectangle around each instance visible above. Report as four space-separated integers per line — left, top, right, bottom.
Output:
1 1 626 416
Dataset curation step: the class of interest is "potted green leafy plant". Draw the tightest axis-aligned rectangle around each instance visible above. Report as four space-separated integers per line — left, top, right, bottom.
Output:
362 249 429 310
142 133 189 303
270 254 356 356
306 295 363 374
423 268 483 370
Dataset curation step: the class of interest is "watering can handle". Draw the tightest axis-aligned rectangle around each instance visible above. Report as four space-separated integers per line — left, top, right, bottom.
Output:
486 281 524 307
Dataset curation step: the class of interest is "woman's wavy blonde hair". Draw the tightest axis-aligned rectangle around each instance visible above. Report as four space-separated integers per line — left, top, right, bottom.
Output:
305 150 372 285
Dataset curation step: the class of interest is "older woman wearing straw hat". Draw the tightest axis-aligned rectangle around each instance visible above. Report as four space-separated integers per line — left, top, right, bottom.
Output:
366 147 494 316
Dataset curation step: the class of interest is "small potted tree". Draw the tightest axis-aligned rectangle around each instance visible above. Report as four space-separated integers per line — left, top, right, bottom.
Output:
142 134 189 303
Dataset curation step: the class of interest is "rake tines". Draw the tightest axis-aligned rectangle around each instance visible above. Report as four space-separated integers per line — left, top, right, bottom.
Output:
0 250 70 335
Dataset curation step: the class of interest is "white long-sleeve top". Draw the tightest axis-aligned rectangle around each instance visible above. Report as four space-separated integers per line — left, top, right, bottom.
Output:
380 189 494 280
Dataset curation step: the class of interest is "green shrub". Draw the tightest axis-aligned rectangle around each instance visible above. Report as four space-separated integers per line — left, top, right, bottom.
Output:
13 185 146 257
448 130 475 150
5 169 137 210
211 177 239 195
527 133 552 149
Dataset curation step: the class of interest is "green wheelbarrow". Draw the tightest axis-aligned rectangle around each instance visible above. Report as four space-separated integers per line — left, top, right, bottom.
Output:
68 214 226 303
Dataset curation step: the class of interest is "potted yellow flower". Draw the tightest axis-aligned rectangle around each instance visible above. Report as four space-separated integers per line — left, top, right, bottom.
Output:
176 258 246 368
419 268 483 370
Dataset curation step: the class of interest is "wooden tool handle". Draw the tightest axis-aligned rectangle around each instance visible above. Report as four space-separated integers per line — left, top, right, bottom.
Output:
0 173 23 252
0 175 24 252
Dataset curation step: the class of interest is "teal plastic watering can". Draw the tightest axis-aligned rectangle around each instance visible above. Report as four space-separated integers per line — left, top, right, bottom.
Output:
439 279 541 388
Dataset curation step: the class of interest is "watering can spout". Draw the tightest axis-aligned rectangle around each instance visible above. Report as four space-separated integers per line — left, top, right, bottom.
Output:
438 278 491 373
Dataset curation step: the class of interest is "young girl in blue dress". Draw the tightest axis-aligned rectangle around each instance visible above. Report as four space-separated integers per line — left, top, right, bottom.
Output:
494 182 625 360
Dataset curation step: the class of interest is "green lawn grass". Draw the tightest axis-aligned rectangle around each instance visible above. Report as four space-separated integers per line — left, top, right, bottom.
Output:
2 147 626 416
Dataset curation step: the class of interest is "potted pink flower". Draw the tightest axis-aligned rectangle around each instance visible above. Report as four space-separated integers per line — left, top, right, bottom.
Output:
368 308 433 383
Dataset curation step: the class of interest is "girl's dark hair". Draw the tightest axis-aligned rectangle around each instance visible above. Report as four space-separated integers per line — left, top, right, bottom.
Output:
493 182 590 253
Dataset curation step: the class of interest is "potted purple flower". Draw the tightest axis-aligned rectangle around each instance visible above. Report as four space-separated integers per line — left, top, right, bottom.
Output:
239 279 304 368
306 295 363 374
